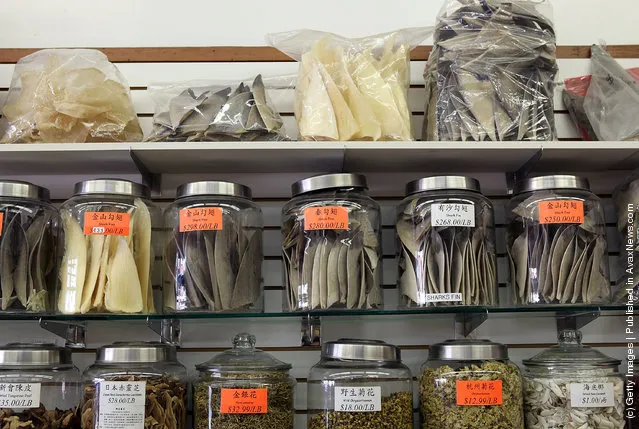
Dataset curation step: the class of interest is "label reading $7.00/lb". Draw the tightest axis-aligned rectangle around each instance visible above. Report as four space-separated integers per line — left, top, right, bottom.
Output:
304 206 349 231
456 380 503 406
334 386 381 412
538 200 584 224
431 204 475 227
97 381 146 429
84 212 131 236
220 388 268 414
0 383 41 409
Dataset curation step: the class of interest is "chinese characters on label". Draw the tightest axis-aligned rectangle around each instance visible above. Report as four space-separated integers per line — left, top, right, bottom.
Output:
334 386 381 412
84 212 131 236
304 206 349 231
98 381 146 429
179 207 223 232
431 204 476 227
220 388 268 414
538 200 584 224
456 380 503 406
0 383 40 409
570 382 614 408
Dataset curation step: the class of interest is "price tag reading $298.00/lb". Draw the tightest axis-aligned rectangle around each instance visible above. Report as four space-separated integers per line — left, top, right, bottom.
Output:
179 207 223 232
538 200 584 224
98 381 146 429
431 204 475 227
570 382 614 408
220 388 268 414
456 380 503 406
334 386 381 412
0 383 40 409
84 212 131 236
304 206 349 231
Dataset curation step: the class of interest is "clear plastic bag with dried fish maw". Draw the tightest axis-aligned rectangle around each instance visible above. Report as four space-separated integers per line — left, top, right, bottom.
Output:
281 174 382 312
145 75 288 142
423 0 557 141
612 174 639 304
268 28 432 141
57 179 161 315
0 49 143 143
397 177 497 308
506 176 610 306
0 181 58 313
163 181 264 313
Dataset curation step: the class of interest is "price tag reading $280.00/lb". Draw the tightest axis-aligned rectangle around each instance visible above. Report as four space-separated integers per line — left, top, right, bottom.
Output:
84 212 131 236
538 200 584 224
179 207 223 232
334 386 381 412
220 388 268 414
456 380 503 406
570 382 614 408
98 381 146 429
0 383 41 409
431 204 475 227
304 206 349 231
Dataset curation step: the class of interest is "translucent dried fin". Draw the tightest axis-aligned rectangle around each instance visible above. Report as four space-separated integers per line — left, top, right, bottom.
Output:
133 198 152 312
105 237 143 313
299 58 338 141
92 235 113 310
58 212 87 314
80 234 105 313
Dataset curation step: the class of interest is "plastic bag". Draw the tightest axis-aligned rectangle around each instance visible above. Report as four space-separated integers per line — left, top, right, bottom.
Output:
423 0 557 141
0 49 142 143
145 75 289 142
268 28 432 141
584 45 639 141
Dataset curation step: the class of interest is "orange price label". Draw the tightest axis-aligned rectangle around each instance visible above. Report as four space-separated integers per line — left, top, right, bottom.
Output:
456 380 503 406
179 207 223 232
538 200 584 224
304 206 349 231
220 388 268 414
0 212 3 236
83 212 130 236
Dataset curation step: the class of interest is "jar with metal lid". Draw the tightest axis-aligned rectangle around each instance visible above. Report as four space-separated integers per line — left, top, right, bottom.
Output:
0 343 81 428
397 176 497 308
523 329 625 429
0 181 58 313
57 179 161 314
163 181 263 313
281 173 382 312
419 339 524 428
81 342 187 429
307 339 413 429
194 333 295 429
507 175 609 305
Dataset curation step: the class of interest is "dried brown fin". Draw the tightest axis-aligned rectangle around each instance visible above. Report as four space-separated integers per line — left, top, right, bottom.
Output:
326 242 341 308
185 233 215 310
215 221 236 310
203 232 221 311
0 214 17 310
13 222 28 307
346 232 363 309
231 231 263 308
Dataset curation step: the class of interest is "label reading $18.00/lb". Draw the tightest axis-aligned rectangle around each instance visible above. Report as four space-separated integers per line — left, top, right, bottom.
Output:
220 388 268 414
334 386 381 412
570 382 614 408
456 380 503 406
84 212 131 236
538 200 584 224
304 206 349 231
431 204 475 227
179 207 223 232
0 383 41 409
97 381 146 429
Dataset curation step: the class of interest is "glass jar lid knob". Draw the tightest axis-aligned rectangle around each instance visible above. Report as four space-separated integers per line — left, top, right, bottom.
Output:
233 333 256 350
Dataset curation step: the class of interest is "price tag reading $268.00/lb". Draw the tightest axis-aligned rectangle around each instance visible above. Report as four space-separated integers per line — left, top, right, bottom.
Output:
179 207 223 232
456 380 503 406
220 388 268 414
304 206 349 231
538 200 584 224
431 204 475 227
570 382 614 408
334 386 381 412
84 212 131 236
98 381 146 429
0 383 40 409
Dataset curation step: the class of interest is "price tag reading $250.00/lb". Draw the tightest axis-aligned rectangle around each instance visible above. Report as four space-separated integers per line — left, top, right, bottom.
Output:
84 212 131 236
0 383 41 409
179 207 223 232
220 388 268 414
304 206 349 231
334 386 381 412
456 380 503 406
538 200 584 224
570 382 614 408
431 204 475 227
98 381 146 429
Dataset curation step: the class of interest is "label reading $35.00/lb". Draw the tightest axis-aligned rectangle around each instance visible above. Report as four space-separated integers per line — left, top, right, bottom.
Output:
97 381 146 429
84 212 131 236
570 382 614 408
304 206 349 231
431 204 475 227
0 383 41 409
220 388 268 414
538 200 584 224
334 386 381 412
456 380 503 406
179 207 223 232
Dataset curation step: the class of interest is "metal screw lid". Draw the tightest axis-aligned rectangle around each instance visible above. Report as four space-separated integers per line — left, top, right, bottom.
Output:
0 181 50 200
322 339 401 362
428 339 508 361
405 176 481 196
73 179 150 198
291 174 368 197
0 343 73 369
95 342 178 364
515 175 590 194
176 181 252 200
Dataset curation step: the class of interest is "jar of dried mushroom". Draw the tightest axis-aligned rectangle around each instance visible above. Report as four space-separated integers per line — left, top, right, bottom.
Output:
57 179 160 314
420 339 524 428
163 181 263 313
397 176 497 308
0 181 58 313
81 342 187 429
281 173 382 311
522 329 626 429
194 333 295 429
0 343 81 429
308 339 413 429
507 175 610 305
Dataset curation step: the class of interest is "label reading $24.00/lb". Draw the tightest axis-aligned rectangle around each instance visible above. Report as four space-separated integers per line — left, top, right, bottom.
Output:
456 380 503 406
220 388 268 414
431 204 475 227
334 386 381 412
538 200 584 224
179 207 223 232
0 383 41 409
570 382 614 408
304 206 349 231
84 212 131 236
97 381 146 429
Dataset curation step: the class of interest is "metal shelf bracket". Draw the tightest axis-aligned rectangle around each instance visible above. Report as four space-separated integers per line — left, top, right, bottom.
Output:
147 318 182 346
39 319 86 348
556 309 601 332
301 315 321 347
129 148 161 196
506 149 543 194
454 311 488 338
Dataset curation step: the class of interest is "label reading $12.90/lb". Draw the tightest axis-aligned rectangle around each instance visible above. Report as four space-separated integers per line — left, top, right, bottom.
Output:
84 212 131 236
0 383 41 409
334 386 381 412
431 204 475 227
456 380 503 406
570 382 614 408
220 388 268 414
97 381 146 429
304 206 349 231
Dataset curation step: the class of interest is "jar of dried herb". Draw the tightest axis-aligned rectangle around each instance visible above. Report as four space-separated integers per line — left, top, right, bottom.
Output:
57 179 161 314
397 176 497 308
420 339 524 428
194 333 295 429
163 181 263 313
281 173 382 312
0 343 81 428
308 339 413 429
507 175 609 305
81 342 187 429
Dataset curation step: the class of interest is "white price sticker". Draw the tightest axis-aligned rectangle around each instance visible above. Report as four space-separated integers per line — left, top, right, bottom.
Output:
334 386 381 412
431 204 475 227
570 382 614 408
0 383 40 409
98 381 146 429
423 293 463 303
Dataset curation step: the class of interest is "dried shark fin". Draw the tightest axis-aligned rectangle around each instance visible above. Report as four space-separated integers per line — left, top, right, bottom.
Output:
58 212 87 314
104 237 143 313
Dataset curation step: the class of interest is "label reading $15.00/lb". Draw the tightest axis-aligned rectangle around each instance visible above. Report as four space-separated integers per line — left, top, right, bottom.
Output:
220 388 268 414
334 386 381 412
538 200 584 224
431 204 476 227
97 381 146 429
570 382 614 408
304 206 349 231
179 207 223 232
0 383 41 409
456 380 503 406
84 212 131 236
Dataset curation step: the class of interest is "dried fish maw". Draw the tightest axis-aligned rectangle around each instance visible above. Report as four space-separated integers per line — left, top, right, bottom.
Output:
58 212 87 314
92 235 113 309
299 60 338 141
317 64 358 140
252 75 283 132
457 70 497 141
133 199 152 312
326 242 341 308
0 214 16 310
215 224 235 310
105 237 143 313
2 71 42 121
400 248 419 304
231 232 263 309
346 232 363 308
80 234 105 313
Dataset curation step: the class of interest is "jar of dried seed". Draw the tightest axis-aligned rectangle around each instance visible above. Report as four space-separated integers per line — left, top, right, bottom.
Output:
308 339 413 429
163 181 263 313
81 342 187 429
281 173 382 312
507 175 609 305
397 176 497 308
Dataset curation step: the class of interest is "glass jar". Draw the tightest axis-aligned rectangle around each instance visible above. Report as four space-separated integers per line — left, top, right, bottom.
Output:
419 339 524 428
0 181 58 313
281 173 382 311
507 175 609 305
163 181 263 313
81 342 187 429
194 333 295 429
397 176 497 308
307 339 413 429
0 343 81 428
523 329 626 429
57 179 161 314
627 367 638 428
